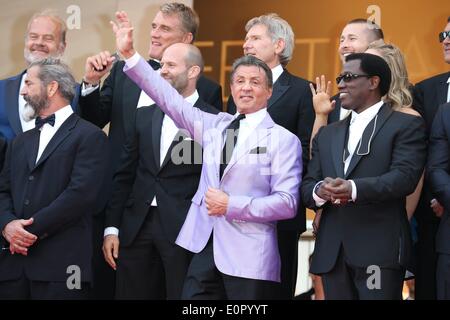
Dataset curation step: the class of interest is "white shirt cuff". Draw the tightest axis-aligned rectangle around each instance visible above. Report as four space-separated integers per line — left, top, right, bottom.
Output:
81 82 99 96
104 227 119 237
312 180 327 207
349 179 357 202
125 52 141 68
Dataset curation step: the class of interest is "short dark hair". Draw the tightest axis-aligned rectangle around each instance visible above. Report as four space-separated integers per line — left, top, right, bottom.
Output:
347 18 384 41
230 55 273 88
345 53 392 97
448 16 450 23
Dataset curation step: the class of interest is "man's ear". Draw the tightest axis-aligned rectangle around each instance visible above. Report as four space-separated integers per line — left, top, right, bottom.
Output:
369 76 381 92
47 81 59 98
188 65 201 80
274 38 285 56
182 32 194 44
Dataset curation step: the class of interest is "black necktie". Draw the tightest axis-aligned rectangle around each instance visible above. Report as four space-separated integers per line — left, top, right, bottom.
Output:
149 60 161 70
220 114 245 178
35 114 55 129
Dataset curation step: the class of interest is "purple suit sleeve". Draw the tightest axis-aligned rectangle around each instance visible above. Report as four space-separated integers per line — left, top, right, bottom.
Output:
226 134 302 223
124 56 227 145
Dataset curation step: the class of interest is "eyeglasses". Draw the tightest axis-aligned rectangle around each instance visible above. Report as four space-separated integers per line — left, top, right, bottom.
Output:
336 73 371 85
439 31 450 43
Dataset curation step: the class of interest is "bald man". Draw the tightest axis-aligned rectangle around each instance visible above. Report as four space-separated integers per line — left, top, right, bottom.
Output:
102 42 219 299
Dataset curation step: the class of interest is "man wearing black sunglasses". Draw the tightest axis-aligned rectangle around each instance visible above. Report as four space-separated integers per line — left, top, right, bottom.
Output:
412 16 450 300
302 53 427 299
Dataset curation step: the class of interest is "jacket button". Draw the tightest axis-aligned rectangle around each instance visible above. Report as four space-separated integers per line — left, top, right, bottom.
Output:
145 200 151 206
24 199 30 206
28 176 34 181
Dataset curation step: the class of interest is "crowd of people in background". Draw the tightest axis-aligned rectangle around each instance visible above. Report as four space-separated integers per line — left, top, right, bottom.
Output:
0 2 449 300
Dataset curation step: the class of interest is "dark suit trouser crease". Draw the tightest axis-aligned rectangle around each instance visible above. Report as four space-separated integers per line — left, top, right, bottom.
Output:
115 207 191 300
0 275 90 300
320 247 405 300
90 212 115 299
415 216 439 299
277 230 300 299
181 236 278 300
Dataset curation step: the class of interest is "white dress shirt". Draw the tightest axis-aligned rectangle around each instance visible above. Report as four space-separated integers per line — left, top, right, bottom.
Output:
272 64 284 84
233 107 267 152
18 73 37 133
36 105 74 163
312 100 384 207
447 76 450 103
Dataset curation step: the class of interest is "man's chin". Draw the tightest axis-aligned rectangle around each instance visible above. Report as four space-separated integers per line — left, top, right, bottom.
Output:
24 52 61 65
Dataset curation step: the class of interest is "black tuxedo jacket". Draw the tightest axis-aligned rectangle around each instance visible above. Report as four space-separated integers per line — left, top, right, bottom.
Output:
302 104 427 273
427 102 450 254
0 114 109 283
413 71 450 133
227 69 315 232
79 60 223 176
105 99 219 246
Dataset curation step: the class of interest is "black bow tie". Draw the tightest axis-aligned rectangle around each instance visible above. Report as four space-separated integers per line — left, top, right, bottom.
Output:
149 60 161 70
35 114 55 129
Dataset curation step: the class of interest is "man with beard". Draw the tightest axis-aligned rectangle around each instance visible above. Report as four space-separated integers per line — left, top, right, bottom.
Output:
79 3 221 298
0 10 78 147
0 58 109 299
102 43 218 299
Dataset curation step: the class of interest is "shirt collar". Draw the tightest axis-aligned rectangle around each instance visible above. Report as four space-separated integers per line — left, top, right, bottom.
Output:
272 64 284 84
350 100 384 124
447 76 450 83
47 105 73 129
237 107 267 127
184 90 199 106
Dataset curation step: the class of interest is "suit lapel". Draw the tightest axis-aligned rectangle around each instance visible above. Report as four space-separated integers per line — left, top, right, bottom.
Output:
122 77 142 138
331 116 350 177
5 72 25 135
34 114 78 170
345 104 393 178
221 114 274 179
24 129 41 171
268 70 289 109
159 99 202 170
437 74 449 106
151 105 164 169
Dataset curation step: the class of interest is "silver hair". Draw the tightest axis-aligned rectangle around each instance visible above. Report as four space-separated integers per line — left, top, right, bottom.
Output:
28 58 76 103
245 13 295 67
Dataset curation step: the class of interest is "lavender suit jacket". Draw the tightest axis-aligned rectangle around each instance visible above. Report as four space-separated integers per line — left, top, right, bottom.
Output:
124 56 302 282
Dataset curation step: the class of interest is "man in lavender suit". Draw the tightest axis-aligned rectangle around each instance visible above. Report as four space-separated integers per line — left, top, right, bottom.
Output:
112 11 302 299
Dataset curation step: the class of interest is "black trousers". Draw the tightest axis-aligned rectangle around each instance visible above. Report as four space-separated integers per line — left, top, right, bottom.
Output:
181 236 278 300
0 275 90 300
436 253 450 300
115 207 192 300
415 217 440 299
320 247 405 300
90 212 116 299
277 230 300 299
